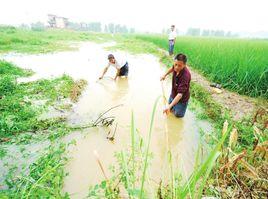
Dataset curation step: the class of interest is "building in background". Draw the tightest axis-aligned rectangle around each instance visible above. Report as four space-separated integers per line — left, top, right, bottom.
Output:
48 14 68 28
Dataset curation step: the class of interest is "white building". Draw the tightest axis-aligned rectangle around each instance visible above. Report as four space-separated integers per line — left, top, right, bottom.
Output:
48 14 68 29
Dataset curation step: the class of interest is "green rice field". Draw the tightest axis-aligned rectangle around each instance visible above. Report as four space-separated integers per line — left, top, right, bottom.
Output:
135 35 268 98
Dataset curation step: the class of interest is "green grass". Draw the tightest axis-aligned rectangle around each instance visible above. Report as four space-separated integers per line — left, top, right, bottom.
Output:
0 60 87 198
134 34 268 98
0 60 80 141
140 96 160 198
0 143 69 198
105 34 160 55
0 26 112 54
0 60 32 76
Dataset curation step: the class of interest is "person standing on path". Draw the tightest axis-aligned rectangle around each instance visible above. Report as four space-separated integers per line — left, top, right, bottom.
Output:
99 54 129 81
168 25 177 56
160 53 191 118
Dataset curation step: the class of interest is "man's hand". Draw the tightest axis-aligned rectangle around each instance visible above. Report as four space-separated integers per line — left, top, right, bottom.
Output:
163 106 171 115
160 75 166 81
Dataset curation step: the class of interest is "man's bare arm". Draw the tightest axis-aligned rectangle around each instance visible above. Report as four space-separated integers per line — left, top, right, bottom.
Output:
160 67 174 81
169 93 182 109
163 93 183 114
99 66 109 79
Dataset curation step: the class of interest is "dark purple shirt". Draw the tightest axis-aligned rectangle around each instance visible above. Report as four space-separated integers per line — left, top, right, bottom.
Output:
171 66 191 103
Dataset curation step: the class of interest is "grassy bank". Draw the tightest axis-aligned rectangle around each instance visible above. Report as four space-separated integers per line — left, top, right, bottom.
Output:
0 60 86 141
134 34 268 98
0 26 112 54
0 60 87 197
0 143 69 198
190 82 268 198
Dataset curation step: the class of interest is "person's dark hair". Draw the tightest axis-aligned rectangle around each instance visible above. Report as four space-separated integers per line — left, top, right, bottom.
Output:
171 25 175 28
108 54 114 59
174 53 187 63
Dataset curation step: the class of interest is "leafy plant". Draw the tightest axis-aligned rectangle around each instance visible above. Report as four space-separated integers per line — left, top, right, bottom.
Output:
1 143 69 198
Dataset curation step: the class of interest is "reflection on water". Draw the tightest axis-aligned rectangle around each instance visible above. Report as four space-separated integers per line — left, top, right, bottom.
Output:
1 42 213 198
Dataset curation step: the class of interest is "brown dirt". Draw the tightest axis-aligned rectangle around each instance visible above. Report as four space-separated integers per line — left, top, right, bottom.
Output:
189 67 267 120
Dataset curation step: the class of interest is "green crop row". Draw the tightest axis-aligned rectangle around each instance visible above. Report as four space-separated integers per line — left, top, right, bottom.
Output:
135 35 268 98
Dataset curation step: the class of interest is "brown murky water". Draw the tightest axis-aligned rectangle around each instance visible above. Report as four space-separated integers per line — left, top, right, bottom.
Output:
1 42 212 198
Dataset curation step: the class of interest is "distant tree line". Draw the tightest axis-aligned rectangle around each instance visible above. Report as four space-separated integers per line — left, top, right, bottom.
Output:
67 22 135 34
187 28 238 37
18 21 135 34
19 22 239 37
30 22 45 31
68 22 102 32
104 23 135 34
162 27 239 38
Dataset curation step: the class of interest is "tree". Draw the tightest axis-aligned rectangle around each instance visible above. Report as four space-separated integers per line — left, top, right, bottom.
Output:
130 28 135 34
225 31 232 37
108 23 115 33
89 22 101 32
31 22 45 31
19 23 30 30
114 24 120 33
202 29 210 37
122 25 128 33
187 28 200 36
104 25 108 33
214 30 225 37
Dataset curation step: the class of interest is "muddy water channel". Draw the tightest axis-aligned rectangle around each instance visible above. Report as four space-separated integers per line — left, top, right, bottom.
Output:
2 42 213 198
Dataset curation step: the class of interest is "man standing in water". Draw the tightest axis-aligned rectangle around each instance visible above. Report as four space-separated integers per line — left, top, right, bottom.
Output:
161 53 191 118
168 25 177 56
99 54 129 80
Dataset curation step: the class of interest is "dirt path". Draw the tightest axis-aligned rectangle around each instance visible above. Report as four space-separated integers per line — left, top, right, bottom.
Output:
190 68 260 120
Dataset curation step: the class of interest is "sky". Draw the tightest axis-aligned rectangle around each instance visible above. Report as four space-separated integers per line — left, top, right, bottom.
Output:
1 0 268 33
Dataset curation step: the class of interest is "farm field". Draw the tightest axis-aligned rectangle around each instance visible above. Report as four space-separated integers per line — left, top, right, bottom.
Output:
0 27 267 198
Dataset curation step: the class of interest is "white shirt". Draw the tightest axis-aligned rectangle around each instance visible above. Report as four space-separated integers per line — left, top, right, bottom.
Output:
168 30 177 40
107 57 126 70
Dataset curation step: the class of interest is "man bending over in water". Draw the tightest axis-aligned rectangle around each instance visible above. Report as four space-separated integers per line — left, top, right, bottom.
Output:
160 53 191 118
99 54 129 80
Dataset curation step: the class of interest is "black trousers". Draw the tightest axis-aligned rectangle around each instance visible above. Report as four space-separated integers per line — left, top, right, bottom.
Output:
119 62 129 76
